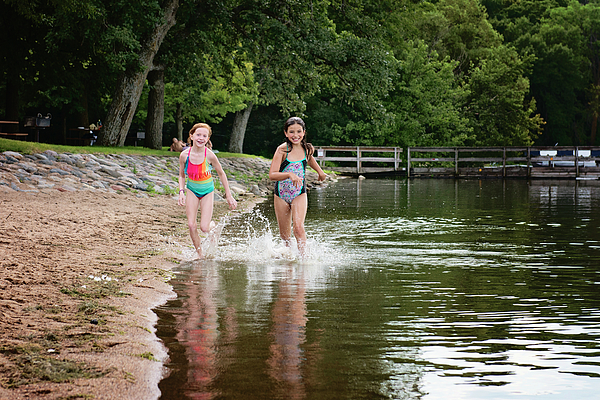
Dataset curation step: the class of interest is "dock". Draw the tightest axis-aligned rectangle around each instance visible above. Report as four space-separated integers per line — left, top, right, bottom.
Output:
316 146 403 174
316 146 600 179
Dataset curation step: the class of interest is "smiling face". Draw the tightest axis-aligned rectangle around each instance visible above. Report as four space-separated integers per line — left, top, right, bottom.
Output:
284 123 305 145
190 127 211 147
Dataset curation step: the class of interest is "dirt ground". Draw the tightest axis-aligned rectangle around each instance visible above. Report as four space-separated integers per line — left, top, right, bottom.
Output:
0 189 255 400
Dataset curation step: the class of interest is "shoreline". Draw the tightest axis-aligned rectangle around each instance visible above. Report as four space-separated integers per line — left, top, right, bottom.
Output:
0 150 329 399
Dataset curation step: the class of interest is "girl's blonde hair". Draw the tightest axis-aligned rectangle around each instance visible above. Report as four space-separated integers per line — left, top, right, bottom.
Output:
188 123 213 149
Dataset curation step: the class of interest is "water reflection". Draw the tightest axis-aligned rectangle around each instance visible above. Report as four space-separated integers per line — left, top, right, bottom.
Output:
165 261 225 399
267 267 309 399
158 178 600 399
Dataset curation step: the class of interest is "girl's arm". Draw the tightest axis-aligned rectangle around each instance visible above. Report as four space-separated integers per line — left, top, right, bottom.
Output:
207 150 237 210
177 150 188 206
269 145 303 187
307 152 327 181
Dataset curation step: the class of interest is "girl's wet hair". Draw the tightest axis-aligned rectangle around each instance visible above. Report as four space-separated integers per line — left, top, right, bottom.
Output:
283 117 314 156
188 123 213 149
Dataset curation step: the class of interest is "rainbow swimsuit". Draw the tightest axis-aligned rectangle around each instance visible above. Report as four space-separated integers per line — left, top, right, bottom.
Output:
185 148 214 199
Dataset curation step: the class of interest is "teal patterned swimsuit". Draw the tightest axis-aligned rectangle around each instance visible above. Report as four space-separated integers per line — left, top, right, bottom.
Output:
274 149 307 204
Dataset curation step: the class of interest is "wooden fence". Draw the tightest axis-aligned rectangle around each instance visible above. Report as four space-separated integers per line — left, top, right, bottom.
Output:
407 146 600 179
315 146 403 174
312 145 600 179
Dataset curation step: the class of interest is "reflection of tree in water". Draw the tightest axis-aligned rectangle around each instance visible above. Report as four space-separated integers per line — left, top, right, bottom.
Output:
177 260 238 400
267 266 310 400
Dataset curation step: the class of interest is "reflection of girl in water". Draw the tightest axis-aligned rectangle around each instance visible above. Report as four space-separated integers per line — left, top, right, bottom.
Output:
267 267 308 399
178 262 224 399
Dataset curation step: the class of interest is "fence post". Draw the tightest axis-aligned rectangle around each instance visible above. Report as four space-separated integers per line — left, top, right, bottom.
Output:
576 146 579 177
407 147 411 177
394 147 399 171
318 147 324 167
503 147 506 178
527 147 531 179
454 148 458 176
356 146 361 174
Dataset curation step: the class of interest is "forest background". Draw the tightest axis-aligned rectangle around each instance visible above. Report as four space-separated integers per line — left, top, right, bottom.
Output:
1 0 599 158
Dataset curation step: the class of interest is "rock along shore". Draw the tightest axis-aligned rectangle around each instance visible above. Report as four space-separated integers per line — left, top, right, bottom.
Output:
0 150 330 198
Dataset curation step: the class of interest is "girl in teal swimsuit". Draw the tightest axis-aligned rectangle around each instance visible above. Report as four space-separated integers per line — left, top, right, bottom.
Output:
274 145 307 204
269 117 327 256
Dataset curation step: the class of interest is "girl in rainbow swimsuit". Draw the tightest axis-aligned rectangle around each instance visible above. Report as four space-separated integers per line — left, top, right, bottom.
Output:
178 123 237 259
269 117 327 256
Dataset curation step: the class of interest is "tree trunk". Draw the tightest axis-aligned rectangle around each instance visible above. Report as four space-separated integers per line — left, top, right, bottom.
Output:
591 111 598 146
4 75 19 132
146 65 165 150
98 0 178 147
229 102 254 153
176 102 183 141
62 114 67 145
77 89 89 128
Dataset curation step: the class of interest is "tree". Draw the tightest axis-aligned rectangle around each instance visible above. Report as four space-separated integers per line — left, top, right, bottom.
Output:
224 0 396 153
485 0 600 145
99 0 179 146
146 65 166 150
388 42 472 147
0 0 107 136
464 45 543 145
392 0 503 75
160 56 257 145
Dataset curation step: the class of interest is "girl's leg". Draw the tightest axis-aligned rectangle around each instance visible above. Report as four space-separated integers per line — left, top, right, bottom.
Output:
185 191 202 257
290 193 308 255
274 195 292 245
198 192 215 234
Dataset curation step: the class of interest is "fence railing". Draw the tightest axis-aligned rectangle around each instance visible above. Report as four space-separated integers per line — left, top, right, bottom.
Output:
407 146 600 178
315 146 403 174
311 146 600 178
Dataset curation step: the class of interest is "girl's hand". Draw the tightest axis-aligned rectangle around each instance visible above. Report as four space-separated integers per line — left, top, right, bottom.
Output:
289 172 303 188
178 191 186 206
318 172 327 181
226 194 238 210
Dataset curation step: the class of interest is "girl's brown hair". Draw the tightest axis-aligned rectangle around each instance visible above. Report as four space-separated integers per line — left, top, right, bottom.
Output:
188 123 213 149
283 116 314 157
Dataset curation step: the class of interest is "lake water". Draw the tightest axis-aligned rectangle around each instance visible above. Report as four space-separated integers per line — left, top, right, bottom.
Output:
156 178 600 399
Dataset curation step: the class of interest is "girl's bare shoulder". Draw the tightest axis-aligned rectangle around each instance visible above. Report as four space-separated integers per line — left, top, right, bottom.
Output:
206 148 220 161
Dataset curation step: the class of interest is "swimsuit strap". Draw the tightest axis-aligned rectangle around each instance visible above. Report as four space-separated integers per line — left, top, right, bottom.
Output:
284 144 307 163
186 147 207 166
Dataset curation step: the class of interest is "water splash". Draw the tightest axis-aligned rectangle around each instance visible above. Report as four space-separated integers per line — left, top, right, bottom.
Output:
176 208 351 269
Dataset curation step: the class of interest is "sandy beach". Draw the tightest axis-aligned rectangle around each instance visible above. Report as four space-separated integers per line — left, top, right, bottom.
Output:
0 188 259 400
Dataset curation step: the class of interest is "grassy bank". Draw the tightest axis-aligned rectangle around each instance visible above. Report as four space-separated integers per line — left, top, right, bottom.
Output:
0 137 263 159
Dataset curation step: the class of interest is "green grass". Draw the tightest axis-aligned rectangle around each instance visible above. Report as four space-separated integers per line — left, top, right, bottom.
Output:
0 345 105 387
60 279 130 299
136 352 158 362
0 138 176 157
0 137 266 159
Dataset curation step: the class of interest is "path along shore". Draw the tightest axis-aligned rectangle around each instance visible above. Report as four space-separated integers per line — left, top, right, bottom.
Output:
0 150 331 400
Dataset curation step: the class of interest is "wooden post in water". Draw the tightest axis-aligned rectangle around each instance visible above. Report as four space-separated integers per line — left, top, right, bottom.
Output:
576 146 579 177
454 148 458 176
407 147 411 177
527 147 531 179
